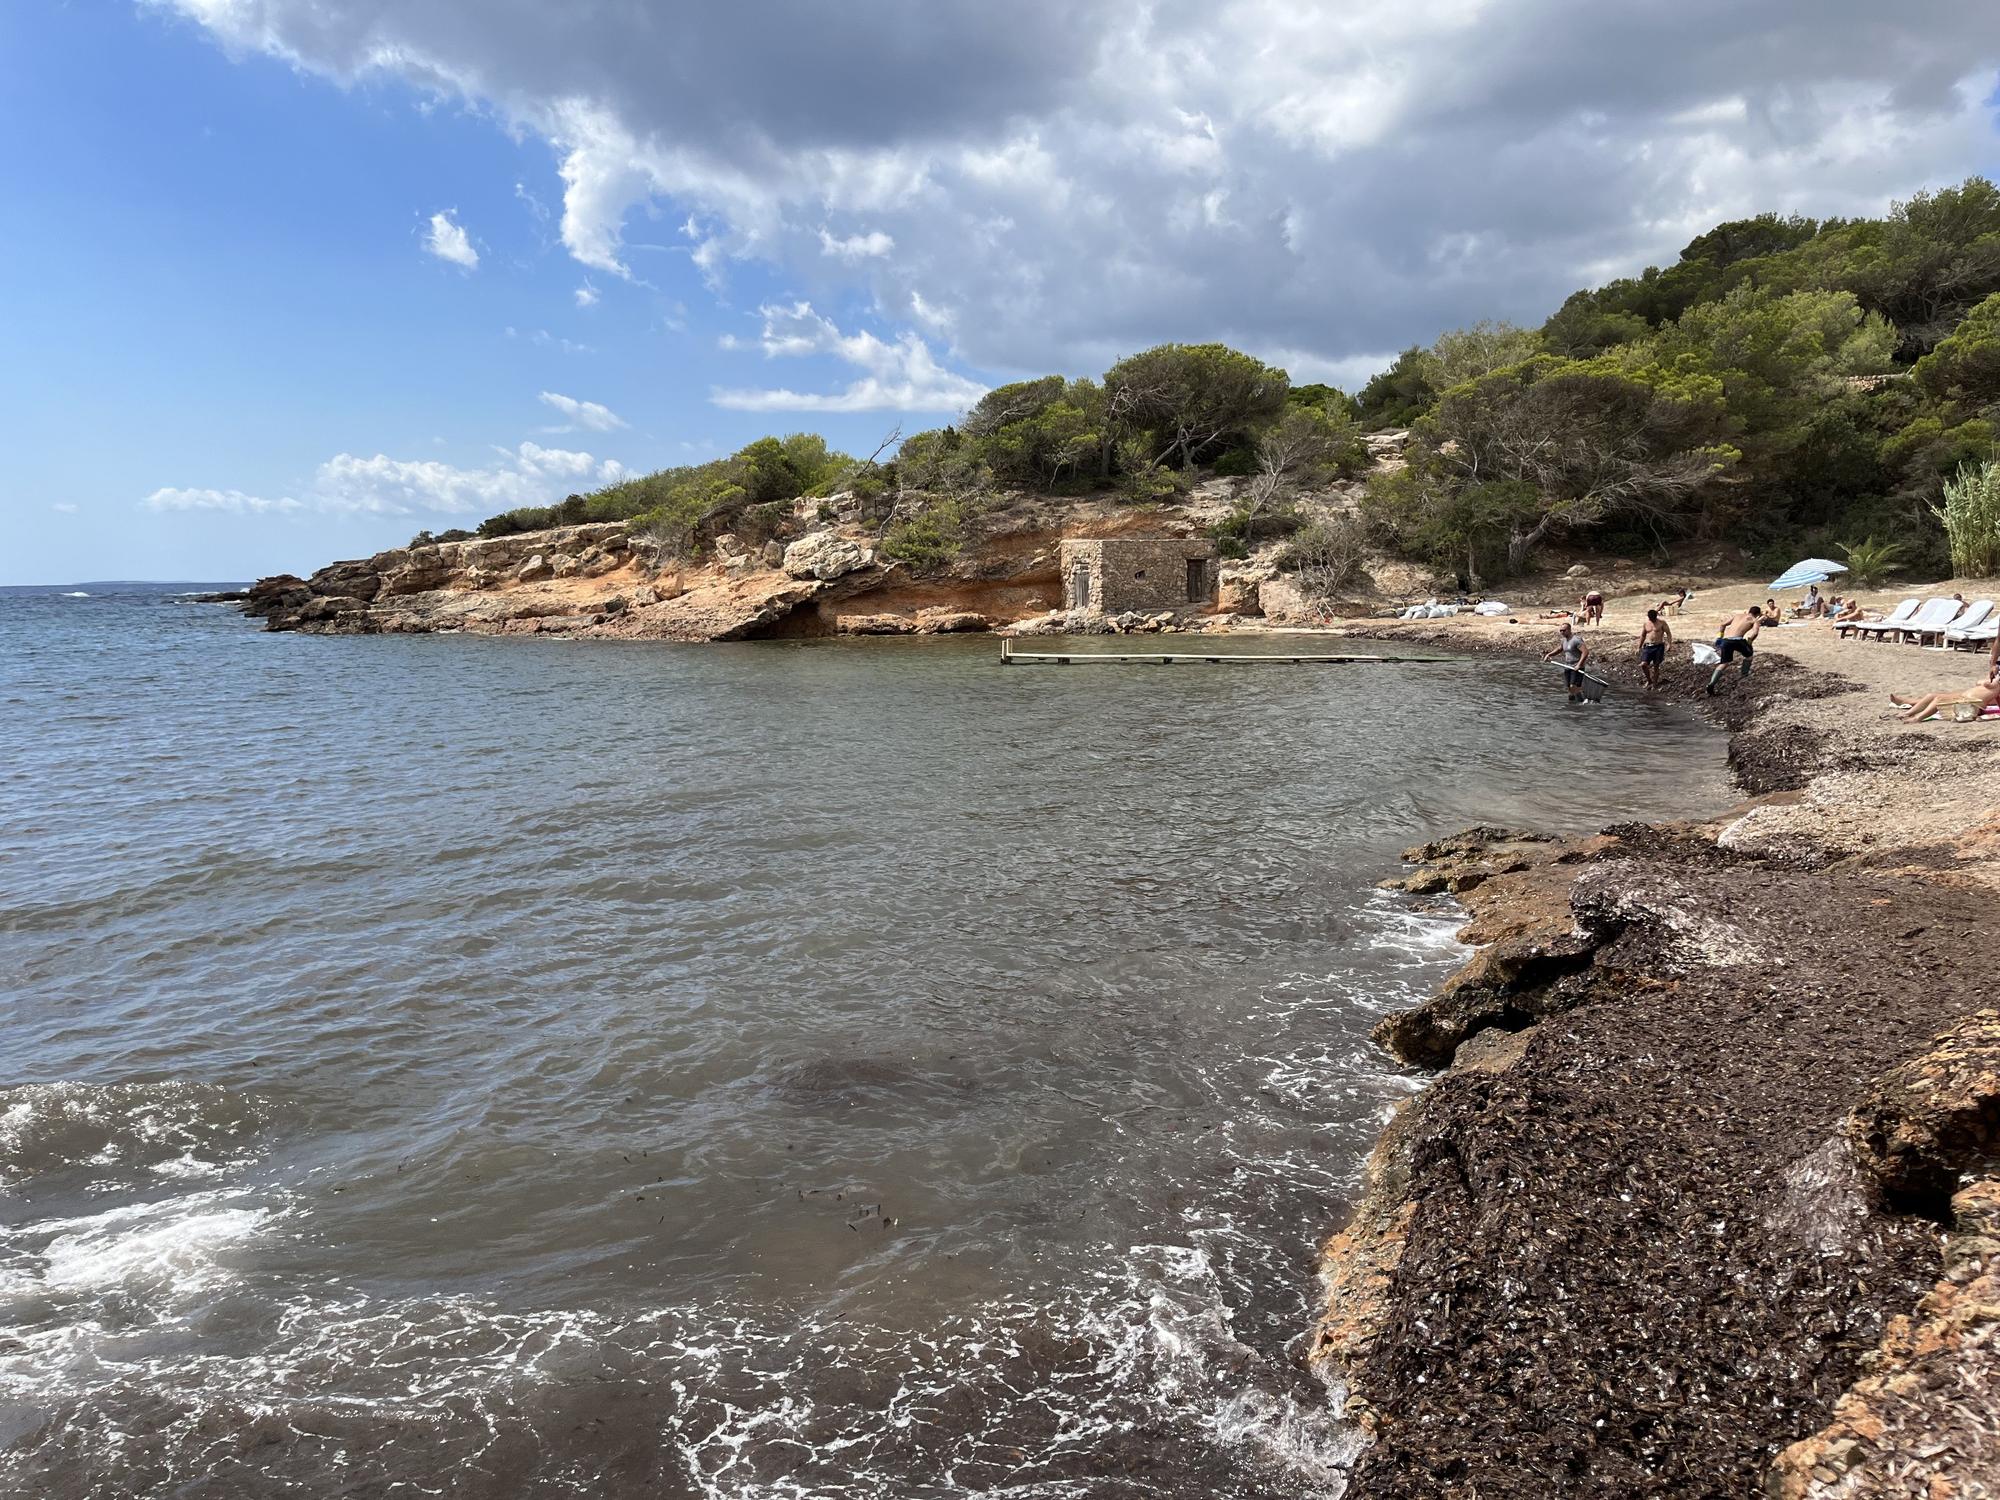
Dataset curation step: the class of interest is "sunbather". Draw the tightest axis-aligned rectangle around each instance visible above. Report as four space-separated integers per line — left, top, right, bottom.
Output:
1829 597 1864 623
1890 676 2000 723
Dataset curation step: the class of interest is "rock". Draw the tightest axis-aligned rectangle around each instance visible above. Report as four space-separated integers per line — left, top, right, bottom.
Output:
516 554 553 583
1258 575 1310 622
914 609 990 634
630 585 658 607
1848 1009 2000 1209
836 613 915 635
601 596 627 616
761 540 786 569
577 545 620 578
782 531 869 581
551 555 580 579
1565 563 1591 578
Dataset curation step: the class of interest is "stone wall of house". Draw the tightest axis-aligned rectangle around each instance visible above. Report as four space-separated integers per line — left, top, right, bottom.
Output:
1060 538 1218 614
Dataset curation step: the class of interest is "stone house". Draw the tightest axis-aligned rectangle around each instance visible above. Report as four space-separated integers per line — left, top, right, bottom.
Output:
1059 537 1219 614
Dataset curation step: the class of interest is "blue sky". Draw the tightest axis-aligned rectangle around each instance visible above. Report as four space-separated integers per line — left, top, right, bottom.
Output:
4 1 1997 584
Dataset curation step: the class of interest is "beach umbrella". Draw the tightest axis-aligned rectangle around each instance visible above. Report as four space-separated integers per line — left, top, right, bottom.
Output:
1768 558 1848 591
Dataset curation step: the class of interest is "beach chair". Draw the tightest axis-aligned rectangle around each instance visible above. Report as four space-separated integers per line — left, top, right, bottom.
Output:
1949 617 2000 652
1882 596 1961 645
1841 597 1919 639
1941 600 1995 646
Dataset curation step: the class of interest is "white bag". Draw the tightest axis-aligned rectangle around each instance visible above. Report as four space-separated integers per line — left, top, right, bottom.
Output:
1690 642 1721 667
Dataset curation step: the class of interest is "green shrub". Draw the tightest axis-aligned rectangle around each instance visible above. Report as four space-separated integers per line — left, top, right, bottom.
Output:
880 496 977 574
1210 445 1258 477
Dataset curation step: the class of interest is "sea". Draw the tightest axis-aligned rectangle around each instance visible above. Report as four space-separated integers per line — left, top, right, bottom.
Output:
0 584 1733 1498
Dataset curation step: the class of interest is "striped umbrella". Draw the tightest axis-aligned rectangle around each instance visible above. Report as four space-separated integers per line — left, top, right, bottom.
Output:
1768 558 1848 591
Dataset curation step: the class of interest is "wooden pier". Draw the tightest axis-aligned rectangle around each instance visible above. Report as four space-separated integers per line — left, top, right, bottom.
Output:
999 639 1456 666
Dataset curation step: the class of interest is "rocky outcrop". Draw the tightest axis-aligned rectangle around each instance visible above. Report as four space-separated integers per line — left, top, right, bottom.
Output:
782 531 870 581
1849 1009 2000 1212
246 524 637 635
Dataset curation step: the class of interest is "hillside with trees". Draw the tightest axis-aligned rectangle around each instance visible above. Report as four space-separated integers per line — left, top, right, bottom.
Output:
468 177 2000 593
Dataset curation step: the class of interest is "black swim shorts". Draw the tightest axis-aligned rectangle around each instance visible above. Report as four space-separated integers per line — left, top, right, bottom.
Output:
1716 636 1753 663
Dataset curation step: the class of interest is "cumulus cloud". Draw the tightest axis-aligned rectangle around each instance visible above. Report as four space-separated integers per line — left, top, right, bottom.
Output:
574 281 600 307
144 487 303 514
537 389 626 430
818 227 895 261
423 208 479 269
711 301 989 412
158 0 2000 384
145 444 625 519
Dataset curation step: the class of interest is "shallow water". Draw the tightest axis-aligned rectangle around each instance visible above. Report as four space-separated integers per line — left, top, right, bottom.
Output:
0 587 1732 1498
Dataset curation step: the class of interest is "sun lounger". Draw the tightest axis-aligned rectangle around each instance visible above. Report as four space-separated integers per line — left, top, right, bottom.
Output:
1881 596 1962 644
1941 600 1995 644
1842 598 1919 639
1908 599 1980 646
1949 617 1999 651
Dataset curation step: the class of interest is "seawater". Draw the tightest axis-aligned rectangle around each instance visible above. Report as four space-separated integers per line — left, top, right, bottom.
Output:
0 587 1733 1498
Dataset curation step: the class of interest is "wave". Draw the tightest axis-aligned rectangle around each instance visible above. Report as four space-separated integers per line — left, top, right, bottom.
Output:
56 591 90 598
0 1080 267 1191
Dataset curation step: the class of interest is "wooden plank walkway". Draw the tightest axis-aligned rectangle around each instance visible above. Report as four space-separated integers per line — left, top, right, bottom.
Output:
999 640 1457 666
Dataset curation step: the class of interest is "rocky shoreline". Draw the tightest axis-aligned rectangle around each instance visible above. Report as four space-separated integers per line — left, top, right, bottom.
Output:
1315 621 1999 1498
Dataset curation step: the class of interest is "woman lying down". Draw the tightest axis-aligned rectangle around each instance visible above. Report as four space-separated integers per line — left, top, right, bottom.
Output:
1891 673 2000 723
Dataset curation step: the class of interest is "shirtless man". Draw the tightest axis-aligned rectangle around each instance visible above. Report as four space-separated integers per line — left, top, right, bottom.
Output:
1544 621 1591 702
1890 676 2000 723
1580 588 1605 627
1636 608 1673 691
1706 604 1762 696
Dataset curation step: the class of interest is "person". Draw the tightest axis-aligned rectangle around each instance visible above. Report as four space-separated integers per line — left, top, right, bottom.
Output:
1797 584 1823 618
1579 588 1605 626
1764 597 1780 623
1544 621 1591 702
1637 608 1673 691
1890 676 2000 723
1706 605 1763 695
1830 596 1864 624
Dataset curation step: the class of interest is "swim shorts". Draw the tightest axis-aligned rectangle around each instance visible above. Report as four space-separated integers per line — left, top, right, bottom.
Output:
1716 636 1753 664
1640 643 1665 665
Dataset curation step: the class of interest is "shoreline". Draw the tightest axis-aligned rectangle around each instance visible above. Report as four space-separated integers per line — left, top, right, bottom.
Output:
1313 608 2000 1497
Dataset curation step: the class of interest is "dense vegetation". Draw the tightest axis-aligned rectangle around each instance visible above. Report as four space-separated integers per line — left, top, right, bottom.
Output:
470 177 2000 583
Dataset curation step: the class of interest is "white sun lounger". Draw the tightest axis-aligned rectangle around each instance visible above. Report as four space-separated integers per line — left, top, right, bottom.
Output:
1941 600 1995 644
1842 598 1919 639
1908 599 1983 646
1949 617 1999 650
1884 596 1962 644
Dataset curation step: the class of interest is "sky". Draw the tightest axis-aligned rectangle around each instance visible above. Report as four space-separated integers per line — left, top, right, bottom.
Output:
4 2 1999 585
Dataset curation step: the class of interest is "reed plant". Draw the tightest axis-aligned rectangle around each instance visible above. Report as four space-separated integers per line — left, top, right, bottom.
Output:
1931 459 2000 577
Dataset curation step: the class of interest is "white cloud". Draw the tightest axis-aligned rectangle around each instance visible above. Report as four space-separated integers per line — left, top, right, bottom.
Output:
711 301 988 413
514 179 549 223
574 281 600 307
312 443 622 514
144 487 303 514
423 209 479 269
50 502 79 514
145 444 625 520
159 0 2000 383
818 227 895 261
537 389 626 431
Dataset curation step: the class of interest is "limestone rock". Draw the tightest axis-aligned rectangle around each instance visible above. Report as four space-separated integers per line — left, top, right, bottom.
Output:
837 613 915 635
761 540 786 569
1848 1009 2000 1208
1566 563 1591 578
783 531 869 581
914 609 990 634
550 555 580 579
516 554 553 583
